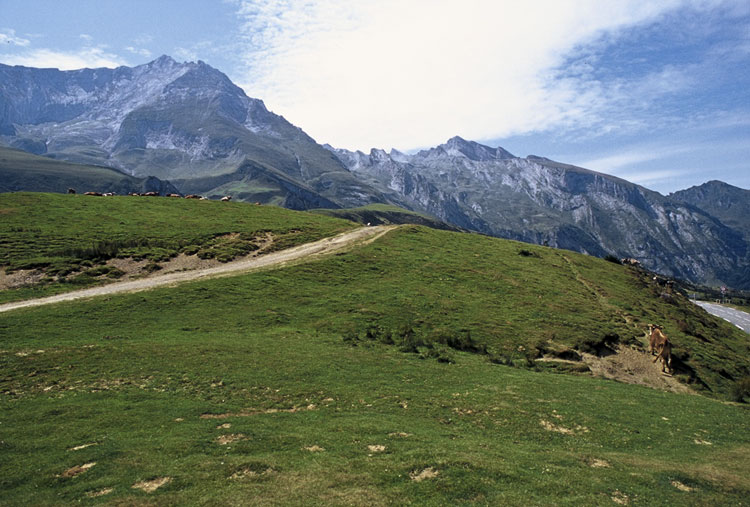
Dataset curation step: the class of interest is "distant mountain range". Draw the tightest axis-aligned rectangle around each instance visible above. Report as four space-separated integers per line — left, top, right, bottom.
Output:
1 56 748 288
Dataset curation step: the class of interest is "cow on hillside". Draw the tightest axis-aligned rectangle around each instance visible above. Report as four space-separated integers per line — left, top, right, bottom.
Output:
648 324 673 374
221 196 232 201
84 191 102 196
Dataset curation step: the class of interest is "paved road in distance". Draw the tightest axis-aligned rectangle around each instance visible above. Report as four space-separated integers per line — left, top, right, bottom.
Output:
694 301 750 334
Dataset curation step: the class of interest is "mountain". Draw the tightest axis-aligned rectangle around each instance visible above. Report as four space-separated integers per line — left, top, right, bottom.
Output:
328 137 748 289
2 57 748 288
0 145 177 195
671 181 750 289
0 56 396 208
671 181 750 238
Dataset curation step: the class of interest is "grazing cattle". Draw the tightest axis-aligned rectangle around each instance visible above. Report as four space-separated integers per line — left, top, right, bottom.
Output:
102 192 115 196
621 258 641 266
648 324 673 374
167 193 182 198
84 191 102 196
142 191 160 197
67 187 76 194
221 196 232 201
128 192 140 196
185 194 202 199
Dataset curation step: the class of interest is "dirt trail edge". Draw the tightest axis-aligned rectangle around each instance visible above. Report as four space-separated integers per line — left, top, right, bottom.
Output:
0 225 397 314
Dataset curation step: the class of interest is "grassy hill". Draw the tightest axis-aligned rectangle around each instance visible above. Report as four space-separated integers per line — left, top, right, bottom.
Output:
0 192 355 303
312 203 465 232
1 194 749 504
0 146 177 196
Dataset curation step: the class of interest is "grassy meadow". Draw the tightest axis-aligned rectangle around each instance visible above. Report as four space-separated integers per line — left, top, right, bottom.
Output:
0 192 355 303
1 194 749 505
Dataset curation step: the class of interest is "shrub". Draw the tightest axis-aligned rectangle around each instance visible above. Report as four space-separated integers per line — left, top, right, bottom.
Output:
730 376 750 403
604 255 621 264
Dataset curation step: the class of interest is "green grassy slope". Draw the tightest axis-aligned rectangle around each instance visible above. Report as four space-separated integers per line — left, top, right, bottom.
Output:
313 203 465 232
0 146 174 195
1 198 749 504
0 192 355 302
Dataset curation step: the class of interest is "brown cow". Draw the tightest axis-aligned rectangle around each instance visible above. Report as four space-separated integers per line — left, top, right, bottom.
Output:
648 324 673 374
84 191 102 196
185 194 202 199
167 193 182 198
142 191 160 197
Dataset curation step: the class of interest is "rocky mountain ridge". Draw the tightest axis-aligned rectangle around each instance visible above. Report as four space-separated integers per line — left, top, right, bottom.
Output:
328 137 748 288
0 56 395 208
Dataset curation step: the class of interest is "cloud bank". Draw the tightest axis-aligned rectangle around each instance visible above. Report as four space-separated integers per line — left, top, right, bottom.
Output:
231 0 742 151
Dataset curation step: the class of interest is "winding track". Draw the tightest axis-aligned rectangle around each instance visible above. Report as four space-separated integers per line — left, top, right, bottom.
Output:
0 225 396 314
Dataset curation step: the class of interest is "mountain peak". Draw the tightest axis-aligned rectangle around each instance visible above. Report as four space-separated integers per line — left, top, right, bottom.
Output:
419 136 515 161
152 54 177 66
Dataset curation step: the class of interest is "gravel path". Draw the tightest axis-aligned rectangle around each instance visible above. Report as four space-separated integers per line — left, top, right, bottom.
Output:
0 225 395 314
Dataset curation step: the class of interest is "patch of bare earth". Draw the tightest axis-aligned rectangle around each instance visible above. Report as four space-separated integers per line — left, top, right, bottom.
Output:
68 442 97 451
367 445 386 453
410 467 439 482
86 488 114 497
230 467 276 480
303 445 325 452
59 462 96 478
0 268 45 289
540 419 589 435
132 477 171 492
671 480 695 492
200 404 317 419
586 458 611 468
611 490 630 505
581 344 692 394
216 433 247 445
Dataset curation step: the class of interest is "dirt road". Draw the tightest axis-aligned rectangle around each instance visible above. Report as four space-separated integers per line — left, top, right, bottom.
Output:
0 225 396 314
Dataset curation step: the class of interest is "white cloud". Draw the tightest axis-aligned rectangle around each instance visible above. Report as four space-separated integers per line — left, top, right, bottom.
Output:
0 47 127 70
125 46 153 58
0 29 30 47
80 33 93 42
230 0 732 150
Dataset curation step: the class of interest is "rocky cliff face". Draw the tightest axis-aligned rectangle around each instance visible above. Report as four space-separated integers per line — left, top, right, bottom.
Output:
329 137 748 288
0 56 394 207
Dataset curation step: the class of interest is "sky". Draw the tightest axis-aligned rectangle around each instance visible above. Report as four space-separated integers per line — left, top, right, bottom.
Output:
1 0 748 194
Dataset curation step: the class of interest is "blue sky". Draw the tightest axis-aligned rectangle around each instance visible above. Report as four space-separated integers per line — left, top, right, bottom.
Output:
1 0 748 194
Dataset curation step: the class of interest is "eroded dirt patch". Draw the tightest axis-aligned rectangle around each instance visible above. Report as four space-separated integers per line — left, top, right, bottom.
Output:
582 345 692 394
410 467 439 482
671 480 695 492
132 477 171 492
59 462 96 478
68 442 97 451
367 445 386 453
303 445 325 452
200 404 317 419
86 488 114 497
0 268 45 289
540 419 588 435
587 458 611 468
216 433 247 445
